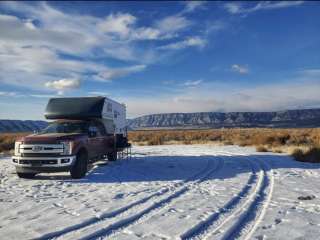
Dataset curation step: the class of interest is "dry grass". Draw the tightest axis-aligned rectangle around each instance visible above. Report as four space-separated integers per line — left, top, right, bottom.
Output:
129 128 320 147
128 128 320 163
256 145 269 152
0 133 29 153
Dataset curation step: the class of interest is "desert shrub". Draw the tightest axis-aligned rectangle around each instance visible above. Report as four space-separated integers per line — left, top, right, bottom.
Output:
256 145 269 152
291 148 305 161
238 142 248 147
0 133 29 153
291 146 320 163
305 147 320 163
272 148 283 153
147 135 164 145
294 147 320 163
223 140 233 145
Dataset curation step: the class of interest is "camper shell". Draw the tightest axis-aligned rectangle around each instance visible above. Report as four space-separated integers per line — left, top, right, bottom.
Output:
44 97 127 136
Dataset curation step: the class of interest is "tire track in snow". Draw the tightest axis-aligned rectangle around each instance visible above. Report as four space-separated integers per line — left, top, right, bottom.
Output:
181 157 274 240
37 156 218 240
181 158 261 240
226 160 274 240
66 157 225 240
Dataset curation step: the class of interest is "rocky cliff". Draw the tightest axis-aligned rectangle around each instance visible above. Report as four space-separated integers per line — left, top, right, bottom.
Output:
128 109 320 129
0 120 48 133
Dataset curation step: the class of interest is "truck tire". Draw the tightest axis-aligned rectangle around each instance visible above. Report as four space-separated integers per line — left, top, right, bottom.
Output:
70 151 88 179
17 172 36 179
107 151 117 161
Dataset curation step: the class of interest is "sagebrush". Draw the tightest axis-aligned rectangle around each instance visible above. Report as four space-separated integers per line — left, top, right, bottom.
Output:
128 128 320 147
0 133 29 153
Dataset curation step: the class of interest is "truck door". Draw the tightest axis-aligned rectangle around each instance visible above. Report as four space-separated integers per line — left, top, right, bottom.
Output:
87 123 101 159
95 120 114 156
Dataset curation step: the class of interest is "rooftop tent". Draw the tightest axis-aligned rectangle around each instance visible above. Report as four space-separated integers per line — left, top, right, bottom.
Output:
44 97 106 120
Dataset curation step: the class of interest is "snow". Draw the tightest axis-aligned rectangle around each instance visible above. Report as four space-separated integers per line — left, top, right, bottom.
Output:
1 144 320 239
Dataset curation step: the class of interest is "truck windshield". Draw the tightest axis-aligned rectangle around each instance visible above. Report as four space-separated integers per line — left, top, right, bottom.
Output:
41 121 88 134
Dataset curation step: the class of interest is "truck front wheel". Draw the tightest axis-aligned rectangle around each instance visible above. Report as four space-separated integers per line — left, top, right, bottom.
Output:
70 151 88 179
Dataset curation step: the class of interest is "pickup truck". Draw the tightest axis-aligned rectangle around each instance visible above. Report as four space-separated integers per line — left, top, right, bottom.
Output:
12 119 118 179
12 96 129 179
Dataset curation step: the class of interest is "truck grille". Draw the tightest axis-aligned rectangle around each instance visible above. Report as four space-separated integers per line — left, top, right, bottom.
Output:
21 153 61 157
19 144 64 154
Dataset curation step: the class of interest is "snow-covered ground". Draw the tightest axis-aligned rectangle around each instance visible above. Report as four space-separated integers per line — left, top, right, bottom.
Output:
1 144 320 240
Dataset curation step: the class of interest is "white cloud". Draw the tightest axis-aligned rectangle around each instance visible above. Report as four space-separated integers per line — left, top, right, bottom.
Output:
0 43 109 89
45 78 80 95
183 79 203 87
224 2 243 14
183 1 207 13
231 64 249 74
0 2 205 94
0 91 17 97
94 65 146 82
0 6 151 90
123 78 320 117
88 91 110 96
98 13 136 38
29 94 57 98
98 13 192 41
299 68 320 76
224 1 304 14
159 36 206 50
204 20 227 34
0 12 100 55
0 0 216 111
155 15 191 35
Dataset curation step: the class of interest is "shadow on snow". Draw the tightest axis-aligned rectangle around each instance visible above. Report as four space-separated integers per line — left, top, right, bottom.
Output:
34 153 320 183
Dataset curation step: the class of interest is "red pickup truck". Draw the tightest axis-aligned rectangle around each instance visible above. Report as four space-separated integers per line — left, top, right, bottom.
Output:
12 97 129 179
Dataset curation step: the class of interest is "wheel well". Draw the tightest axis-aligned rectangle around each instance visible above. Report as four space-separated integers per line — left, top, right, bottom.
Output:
77 148 88 157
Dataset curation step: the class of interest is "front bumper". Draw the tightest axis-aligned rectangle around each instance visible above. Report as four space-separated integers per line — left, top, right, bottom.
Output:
12 155 76 172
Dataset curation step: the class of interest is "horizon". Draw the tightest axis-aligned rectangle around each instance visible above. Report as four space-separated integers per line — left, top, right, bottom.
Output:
2 106 320 121
1 1 320 120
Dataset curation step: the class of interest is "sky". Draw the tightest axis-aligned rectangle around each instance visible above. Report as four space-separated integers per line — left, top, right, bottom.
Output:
0 1 320 120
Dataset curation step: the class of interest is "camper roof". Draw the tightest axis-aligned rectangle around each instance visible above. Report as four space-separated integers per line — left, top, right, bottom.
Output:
44 97 106 120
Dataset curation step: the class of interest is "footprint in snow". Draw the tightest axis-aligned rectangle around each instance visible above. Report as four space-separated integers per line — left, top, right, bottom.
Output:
275 218 282 225
53 202 64 208
255 235 267 240
168 208 177 213
262 224 275 230
179 214 191 219
114 193 124 199
298 195 316 201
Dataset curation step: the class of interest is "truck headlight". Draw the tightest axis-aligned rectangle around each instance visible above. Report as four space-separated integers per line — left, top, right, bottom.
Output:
14 141 22 156
61 141 73 155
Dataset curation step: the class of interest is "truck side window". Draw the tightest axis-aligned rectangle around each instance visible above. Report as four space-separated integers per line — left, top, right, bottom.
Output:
94 121 107 136
88 125 99 138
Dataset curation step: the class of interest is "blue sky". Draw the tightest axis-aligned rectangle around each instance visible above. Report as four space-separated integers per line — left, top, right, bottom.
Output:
0 1 320 120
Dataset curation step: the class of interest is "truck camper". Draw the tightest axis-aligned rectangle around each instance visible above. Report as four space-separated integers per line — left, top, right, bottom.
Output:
12 97 130 179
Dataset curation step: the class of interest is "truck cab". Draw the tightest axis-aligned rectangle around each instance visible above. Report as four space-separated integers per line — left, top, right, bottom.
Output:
12 97 129 179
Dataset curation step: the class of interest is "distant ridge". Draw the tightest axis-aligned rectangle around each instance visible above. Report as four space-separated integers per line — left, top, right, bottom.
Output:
0 120 48 133
127 108 320 130
2 108 320 133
